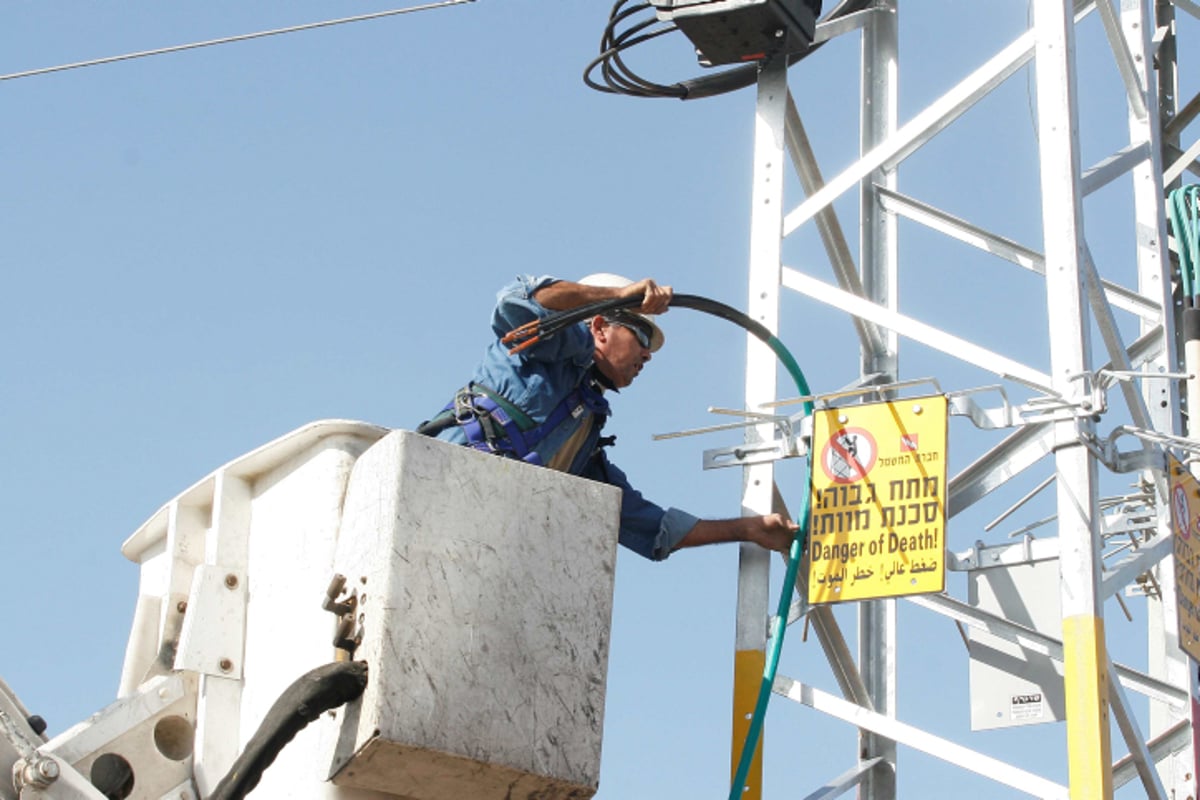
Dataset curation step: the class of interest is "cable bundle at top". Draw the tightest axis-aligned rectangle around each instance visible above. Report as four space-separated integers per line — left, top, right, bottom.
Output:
583 0 871 101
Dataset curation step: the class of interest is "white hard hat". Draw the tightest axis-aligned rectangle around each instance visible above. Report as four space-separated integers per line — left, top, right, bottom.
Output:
579 273 666 352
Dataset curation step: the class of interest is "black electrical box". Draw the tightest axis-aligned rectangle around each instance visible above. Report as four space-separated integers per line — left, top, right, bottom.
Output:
657 0 821 66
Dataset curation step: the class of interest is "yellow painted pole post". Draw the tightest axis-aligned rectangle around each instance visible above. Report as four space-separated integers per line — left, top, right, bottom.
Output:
732 52 788 800
1032 1 1112 796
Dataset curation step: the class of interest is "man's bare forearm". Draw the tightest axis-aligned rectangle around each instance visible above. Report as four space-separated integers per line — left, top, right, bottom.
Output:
534 278 672 314
673 514 799 555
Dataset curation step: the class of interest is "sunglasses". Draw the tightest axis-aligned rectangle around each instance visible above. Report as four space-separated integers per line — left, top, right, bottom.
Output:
608 318 653 350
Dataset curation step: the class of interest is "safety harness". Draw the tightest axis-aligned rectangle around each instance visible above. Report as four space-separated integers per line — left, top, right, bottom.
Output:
418 376 610 466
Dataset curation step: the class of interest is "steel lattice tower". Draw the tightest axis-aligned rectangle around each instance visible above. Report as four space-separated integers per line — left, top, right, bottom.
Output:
713 2 1200 798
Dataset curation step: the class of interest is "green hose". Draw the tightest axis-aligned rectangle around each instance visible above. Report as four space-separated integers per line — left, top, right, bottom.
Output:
510 293 812 799
727 333 812 800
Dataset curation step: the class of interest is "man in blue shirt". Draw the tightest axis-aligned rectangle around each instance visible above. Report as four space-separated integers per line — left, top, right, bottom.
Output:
421 273 796 561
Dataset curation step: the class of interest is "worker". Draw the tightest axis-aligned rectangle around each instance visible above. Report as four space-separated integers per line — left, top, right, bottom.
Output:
418 273 797 561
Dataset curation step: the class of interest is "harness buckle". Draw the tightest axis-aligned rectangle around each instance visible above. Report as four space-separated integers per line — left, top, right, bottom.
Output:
453 389 505 454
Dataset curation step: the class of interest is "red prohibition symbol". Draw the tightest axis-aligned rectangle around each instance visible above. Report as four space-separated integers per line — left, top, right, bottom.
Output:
821 427 877 484
1174 485 1191 539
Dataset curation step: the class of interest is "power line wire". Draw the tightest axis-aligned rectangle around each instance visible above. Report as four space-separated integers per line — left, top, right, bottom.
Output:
0 0 475 83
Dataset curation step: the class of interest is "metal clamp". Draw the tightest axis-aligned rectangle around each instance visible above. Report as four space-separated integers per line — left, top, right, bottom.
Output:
699 410 810 470
323 574 361 658
655 405 811 470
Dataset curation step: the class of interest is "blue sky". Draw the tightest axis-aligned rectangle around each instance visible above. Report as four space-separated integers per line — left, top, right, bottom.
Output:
3 3 1197 798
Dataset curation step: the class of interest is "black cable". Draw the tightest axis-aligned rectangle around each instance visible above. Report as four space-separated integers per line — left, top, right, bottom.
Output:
587 0 676 96
607 25 679 96
601 26 679 96
585 0 683 97
509 293 775 350
207 661 369 800
502 291 813 416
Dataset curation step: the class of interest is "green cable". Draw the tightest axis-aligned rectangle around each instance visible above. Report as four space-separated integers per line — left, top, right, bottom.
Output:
727 335 812 800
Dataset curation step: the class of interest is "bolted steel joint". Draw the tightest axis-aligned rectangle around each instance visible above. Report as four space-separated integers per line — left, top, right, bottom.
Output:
37 758 59 783
15 755 60 788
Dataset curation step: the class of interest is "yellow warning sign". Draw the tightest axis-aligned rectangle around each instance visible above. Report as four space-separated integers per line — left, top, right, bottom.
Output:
807 394 948 604
1168 454 1200 662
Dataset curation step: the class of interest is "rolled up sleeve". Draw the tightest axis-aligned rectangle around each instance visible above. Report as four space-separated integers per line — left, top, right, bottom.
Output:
491 275 557 336
584 454 699 561
491 275 592 365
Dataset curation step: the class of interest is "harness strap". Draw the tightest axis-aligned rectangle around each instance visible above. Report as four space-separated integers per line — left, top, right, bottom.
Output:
470 382 535 430
425 380 608 466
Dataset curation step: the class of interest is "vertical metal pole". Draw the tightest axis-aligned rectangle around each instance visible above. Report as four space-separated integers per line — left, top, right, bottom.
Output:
1160 0 1200 787
1033 3 1111 798
1121 1 1196 794
732 54 787 800
859 3 898 798
1149 9 1183 740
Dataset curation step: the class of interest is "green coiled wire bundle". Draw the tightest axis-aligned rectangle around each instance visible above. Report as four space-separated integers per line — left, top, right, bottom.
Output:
1169 185 1200 305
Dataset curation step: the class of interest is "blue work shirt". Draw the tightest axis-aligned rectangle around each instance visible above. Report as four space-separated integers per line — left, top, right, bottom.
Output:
435 274 699 560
